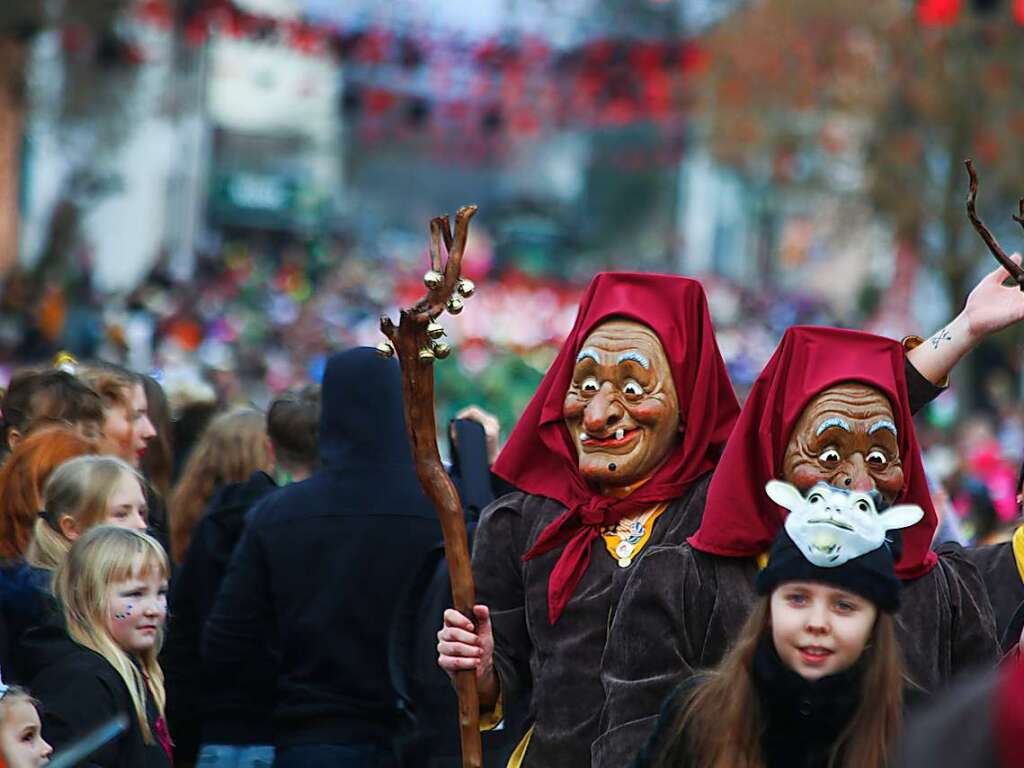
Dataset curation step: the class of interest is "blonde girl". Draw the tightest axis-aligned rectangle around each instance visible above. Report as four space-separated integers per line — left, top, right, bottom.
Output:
0 683 52 768
28 526 171 767
26 456 148 574
168 407 270 563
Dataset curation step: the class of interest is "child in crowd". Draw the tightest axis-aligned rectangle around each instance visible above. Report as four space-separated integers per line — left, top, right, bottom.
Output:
1 452 140 685
26 456 148 573
26 526 172 767
0 679 52 768
636 481 922 768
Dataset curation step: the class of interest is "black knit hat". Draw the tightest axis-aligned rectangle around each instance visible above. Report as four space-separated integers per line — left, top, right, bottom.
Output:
756 527 902 611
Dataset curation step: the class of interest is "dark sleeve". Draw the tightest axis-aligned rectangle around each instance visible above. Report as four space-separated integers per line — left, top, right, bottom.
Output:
471 494 532 710
630 677 703 768
448 419 495 521
593 546 702 768
936 543 1000 675
1003 600 1024 655
201 511 275 679
33 667 124 768
962 541 1024 648
904 358 945 416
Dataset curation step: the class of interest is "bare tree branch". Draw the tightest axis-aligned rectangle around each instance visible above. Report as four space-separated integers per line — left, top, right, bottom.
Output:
965 159 1024 288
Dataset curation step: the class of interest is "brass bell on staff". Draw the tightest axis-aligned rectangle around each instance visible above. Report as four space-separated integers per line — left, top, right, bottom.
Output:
457 279 475 298
418 347 436 362
375 340 395 358
447 296 464 315
433 341 452 359
426 321 446 340
423 270 444 290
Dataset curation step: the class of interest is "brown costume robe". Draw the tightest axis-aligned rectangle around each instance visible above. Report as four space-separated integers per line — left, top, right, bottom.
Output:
964 536 1024 651
592 362 1000 768
473 478 710 768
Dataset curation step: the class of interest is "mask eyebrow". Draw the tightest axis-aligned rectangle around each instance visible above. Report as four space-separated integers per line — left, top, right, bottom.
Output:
616 351 650 369
868 420 897 438
815 417 851 436
575 348 600 365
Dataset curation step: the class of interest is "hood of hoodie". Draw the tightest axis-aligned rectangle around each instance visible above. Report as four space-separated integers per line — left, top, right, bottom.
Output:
318 347 415 469
204 471 278 569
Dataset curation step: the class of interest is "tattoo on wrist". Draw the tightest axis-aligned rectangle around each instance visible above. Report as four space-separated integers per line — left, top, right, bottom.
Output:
930 328 953 349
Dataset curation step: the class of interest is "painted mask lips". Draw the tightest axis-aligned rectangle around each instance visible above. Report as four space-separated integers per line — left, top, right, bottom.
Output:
798 645 834 666
581 428 640 450
806 516 855 532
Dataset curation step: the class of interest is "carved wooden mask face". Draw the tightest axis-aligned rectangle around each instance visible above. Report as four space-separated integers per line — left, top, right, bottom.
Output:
782 383 904 504
562 320 680 489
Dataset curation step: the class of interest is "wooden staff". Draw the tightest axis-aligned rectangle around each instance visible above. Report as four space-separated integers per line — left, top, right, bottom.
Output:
379 205 482 768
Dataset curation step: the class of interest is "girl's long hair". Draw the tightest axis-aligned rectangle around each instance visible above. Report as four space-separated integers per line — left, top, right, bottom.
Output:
652 597 905 768
52 525 168 743
0 427 98 560
26 455 142 572
168 407 269 563
139 375 173 500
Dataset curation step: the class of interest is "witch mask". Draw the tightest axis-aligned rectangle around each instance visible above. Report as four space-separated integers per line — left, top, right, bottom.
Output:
766 480 924 567
562 319 680 489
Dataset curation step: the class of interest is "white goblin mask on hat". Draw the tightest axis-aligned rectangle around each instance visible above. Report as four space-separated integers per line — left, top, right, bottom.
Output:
766 480 924 567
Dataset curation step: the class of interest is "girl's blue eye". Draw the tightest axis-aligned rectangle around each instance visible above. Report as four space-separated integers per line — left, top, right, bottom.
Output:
786 593 807 605
835 600 856 612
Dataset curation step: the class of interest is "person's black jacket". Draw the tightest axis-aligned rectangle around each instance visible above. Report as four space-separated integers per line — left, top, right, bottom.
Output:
0 560 55 684
635 637 867 768
23 621 171 768
162 471 278 762
202 347 443 749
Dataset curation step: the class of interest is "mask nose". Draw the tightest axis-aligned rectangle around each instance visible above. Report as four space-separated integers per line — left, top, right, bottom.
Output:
836 455 873 492
582 385 623 434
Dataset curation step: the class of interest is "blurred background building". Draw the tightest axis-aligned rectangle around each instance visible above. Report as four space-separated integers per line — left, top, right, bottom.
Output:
1 0 1024 540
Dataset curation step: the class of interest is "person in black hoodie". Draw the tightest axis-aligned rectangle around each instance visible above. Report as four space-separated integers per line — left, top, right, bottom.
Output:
636 480 921 768
163 385 321 766
202 347 443 768
25 525 173 768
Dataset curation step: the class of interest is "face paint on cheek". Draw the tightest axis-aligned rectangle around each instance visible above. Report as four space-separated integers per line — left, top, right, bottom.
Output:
114 604 133 621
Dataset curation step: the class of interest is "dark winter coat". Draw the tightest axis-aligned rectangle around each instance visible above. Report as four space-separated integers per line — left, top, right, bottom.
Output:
964 536 1024 652
23 622 171 768
0 561 56 684
471 476 711 767
634 637 867 768
162 471 278 761
201 348 443 750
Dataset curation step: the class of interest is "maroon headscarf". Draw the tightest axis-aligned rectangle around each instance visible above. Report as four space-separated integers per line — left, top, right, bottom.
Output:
689 325 938 580
493 272 740 623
